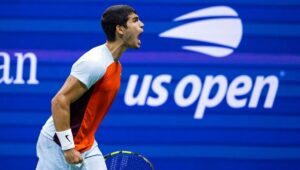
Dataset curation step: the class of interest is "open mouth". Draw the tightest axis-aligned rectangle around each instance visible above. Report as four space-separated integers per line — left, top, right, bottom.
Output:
138 29 144 44
137 33 142 44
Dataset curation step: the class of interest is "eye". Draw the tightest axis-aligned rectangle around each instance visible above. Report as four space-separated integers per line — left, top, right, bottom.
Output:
133 17 139 22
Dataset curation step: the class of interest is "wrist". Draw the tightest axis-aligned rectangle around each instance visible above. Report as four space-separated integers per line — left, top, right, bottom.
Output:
56 129 75 151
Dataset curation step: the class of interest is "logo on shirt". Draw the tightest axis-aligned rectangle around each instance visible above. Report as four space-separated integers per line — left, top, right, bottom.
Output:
159 6 243 57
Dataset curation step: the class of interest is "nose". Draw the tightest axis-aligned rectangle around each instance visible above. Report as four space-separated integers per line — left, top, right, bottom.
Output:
140 21 144 29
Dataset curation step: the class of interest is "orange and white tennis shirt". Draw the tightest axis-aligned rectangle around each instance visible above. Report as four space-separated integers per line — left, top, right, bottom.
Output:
41 44 122 153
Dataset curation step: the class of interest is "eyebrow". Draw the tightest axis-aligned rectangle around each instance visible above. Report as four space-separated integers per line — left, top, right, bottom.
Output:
131 16 139 21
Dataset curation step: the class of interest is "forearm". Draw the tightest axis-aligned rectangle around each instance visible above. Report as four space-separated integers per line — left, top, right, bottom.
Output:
51 94 71 132
51 94 76 151
49 76 87 154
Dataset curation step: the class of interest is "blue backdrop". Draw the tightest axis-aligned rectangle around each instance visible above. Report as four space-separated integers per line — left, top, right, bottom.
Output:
1 0 300 169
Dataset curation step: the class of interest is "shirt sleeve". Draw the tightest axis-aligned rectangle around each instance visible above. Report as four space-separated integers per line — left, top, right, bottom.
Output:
70 58 105 89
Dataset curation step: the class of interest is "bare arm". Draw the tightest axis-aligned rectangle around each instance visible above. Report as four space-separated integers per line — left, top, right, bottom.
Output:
51 75 87 164
52 75 87 131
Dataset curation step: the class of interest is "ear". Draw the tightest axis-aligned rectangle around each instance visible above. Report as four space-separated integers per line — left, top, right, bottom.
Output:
116 25 125 37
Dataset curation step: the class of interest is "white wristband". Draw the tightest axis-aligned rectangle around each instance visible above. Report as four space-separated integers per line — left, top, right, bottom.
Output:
56 129 75 151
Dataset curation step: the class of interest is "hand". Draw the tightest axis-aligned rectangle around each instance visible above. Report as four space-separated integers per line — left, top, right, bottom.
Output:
64 148 83 164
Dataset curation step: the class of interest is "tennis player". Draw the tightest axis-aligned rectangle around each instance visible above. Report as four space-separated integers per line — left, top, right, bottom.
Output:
36 5 144 170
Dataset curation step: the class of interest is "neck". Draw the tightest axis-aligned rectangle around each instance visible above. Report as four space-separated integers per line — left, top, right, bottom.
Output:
105 40 127 61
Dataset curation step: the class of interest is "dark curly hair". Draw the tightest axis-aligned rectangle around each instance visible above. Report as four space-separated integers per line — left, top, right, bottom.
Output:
101 5 136 41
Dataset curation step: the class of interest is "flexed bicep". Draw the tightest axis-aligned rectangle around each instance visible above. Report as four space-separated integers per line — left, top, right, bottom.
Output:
51 75 87 131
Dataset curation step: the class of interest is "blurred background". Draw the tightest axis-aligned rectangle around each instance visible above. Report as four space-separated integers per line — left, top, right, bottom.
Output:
1 0 300 169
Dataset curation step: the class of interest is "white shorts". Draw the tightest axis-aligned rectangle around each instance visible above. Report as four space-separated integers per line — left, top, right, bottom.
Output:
36 132 107 170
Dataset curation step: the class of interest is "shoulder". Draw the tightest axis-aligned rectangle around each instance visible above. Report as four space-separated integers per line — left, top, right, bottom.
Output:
70 45 114 89
80 45 114 69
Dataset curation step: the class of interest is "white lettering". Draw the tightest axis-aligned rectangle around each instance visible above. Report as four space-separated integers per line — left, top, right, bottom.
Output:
124 74 279 119
0 52 14 84
0 52 39 85
174 75 201 107
147 74 172 106
14 52 39 84
249 76 279 108
227 75 252 108
195 75 228 119
125 74 152 106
